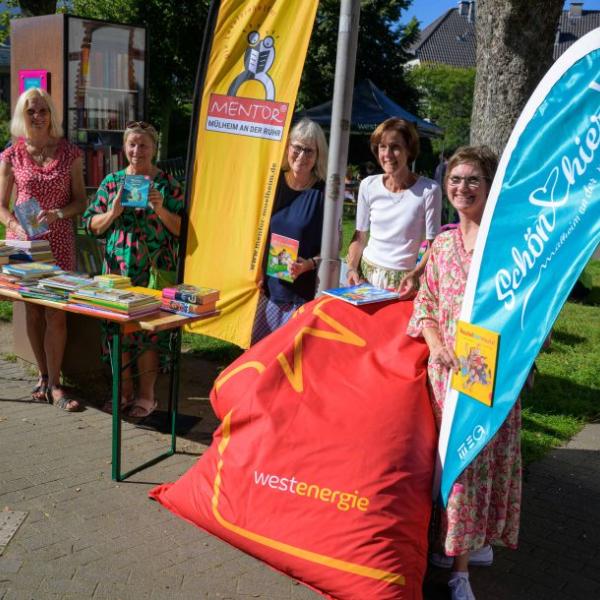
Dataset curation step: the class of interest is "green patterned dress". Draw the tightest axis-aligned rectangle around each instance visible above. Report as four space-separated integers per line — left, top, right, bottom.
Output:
82 169 184 363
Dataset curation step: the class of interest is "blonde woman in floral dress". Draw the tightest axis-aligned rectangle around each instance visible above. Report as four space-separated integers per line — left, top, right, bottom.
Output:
408 146 521 600
0 88 86 411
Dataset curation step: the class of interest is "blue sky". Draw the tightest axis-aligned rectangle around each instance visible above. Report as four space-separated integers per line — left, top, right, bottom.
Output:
403 0 600 28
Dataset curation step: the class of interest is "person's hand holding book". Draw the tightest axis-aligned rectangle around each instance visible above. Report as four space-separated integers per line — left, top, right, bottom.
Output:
6 214 28 240
429 341 459 372
38 208 61 225
288 256 314 280
346 268 364 286
148 187 164 213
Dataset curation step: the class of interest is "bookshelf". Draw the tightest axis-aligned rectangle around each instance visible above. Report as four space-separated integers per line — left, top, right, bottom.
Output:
67 17 147 190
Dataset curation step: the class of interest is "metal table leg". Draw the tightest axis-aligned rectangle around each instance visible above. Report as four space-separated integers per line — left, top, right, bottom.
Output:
112 325 182 481
168 328 182 454
110 322 123 481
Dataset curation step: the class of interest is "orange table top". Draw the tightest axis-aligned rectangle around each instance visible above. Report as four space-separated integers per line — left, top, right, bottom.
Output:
0 286 212 334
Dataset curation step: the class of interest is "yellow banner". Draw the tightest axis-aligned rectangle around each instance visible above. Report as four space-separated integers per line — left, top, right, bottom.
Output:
184 0 319 348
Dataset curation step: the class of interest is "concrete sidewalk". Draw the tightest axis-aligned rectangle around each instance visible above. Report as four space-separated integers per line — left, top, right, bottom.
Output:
1 353 599 600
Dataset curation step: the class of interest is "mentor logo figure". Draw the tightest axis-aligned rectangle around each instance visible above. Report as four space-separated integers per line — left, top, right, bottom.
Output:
228 31 276 101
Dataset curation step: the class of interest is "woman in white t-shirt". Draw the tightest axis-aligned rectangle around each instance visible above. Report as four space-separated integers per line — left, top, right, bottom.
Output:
347 118 441 296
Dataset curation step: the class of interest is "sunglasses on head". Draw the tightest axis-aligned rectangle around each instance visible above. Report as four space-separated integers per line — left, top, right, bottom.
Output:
126 120 152 130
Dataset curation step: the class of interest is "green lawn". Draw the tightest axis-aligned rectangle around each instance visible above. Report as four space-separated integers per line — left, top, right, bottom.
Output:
520 260 600 462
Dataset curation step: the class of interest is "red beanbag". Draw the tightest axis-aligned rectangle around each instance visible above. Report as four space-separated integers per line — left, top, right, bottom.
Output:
150 297 436 599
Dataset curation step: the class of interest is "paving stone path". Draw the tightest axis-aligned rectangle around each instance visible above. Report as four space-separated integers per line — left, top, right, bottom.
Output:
0 354 598 600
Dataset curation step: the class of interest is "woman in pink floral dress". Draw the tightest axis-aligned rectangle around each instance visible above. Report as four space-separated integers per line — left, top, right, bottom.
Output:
408 147 521 600
0 88 86 411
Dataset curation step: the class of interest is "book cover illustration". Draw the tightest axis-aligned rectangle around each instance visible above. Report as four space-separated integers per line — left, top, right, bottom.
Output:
14 198 49 239
162 284 220 305
160 298 216 315
2 261 61 277
121 175 151 209
266 233 299 283
451 321 500 407
323 283 400 305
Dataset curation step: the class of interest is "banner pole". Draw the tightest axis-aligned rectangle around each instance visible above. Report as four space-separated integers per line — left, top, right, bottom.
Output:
317 0 360 293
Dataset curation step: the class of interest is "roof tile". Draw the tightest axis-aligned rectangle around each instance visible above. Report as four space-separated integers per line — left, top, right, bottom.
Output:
411 5 600 67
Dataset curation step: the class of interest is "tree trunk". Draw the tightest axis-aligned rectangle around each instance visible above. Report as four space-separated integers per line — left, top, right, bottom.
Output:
470 0 563 156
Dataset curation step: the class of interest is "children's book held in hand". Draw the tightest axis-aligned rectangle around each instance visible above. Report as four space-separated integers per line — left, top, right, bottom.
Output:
121 175 151 208
266 233 299 283
322 283 400 305
451 321 500 407
14 198 49 239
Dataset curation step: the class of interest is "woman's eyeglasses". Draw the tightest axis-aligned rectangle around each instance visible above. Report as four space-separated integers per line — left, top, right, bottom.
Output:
448 175 487 189
290 143 316 157
126 120 152 130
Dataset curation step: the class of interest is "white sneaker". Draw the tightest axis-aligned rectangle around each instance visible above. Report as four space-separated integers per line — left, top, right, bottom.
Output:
429 544 493 569
448 573 476 600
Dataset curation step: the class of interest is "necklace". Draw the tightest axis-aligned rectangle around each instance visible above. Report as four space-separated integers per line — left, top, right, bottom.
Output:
26 140 54 165
383 172 416 194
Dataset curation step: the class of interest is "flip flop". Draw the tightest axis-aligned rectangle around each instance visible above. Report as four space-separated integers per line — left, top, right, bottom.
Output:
31 374 49 403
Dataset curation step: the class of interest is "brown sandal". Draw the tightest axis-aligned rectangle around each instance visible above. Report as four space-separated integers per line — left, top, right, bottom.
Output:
127 398 157 420
47 385 81 412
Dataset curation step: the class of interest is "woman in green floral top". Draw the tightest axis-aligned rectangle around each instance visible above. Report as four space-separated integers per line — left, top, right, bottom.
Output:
82 121 183 418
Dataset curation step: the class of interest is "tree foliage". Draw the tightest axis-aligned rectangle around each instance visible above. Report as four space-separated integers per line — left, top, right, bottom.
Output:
71 0 209 158
0 100 11 148
0 0 63 42
298 0 419 112
471 0 563 155
406 64 475 155
18 0 57 15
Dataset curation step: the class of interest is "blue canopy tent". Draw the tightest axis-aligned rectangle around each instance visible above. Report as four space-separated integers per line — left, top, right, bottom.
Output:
297 79 443 138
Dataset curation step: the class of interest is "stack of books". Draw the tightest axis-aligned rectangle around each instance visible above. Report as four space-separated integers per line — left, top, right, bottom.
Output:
160 284 220 317
0 272 21 291
0 239 54 263
0 262 64 298
2 261 62 281
0 242 14 265
93 274 132 289
35 274 93 302
68 285 161 318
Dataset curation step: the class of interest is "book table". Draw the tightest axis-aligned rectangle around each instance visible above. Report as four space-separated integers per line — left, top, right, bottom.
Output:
0 287 207 481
